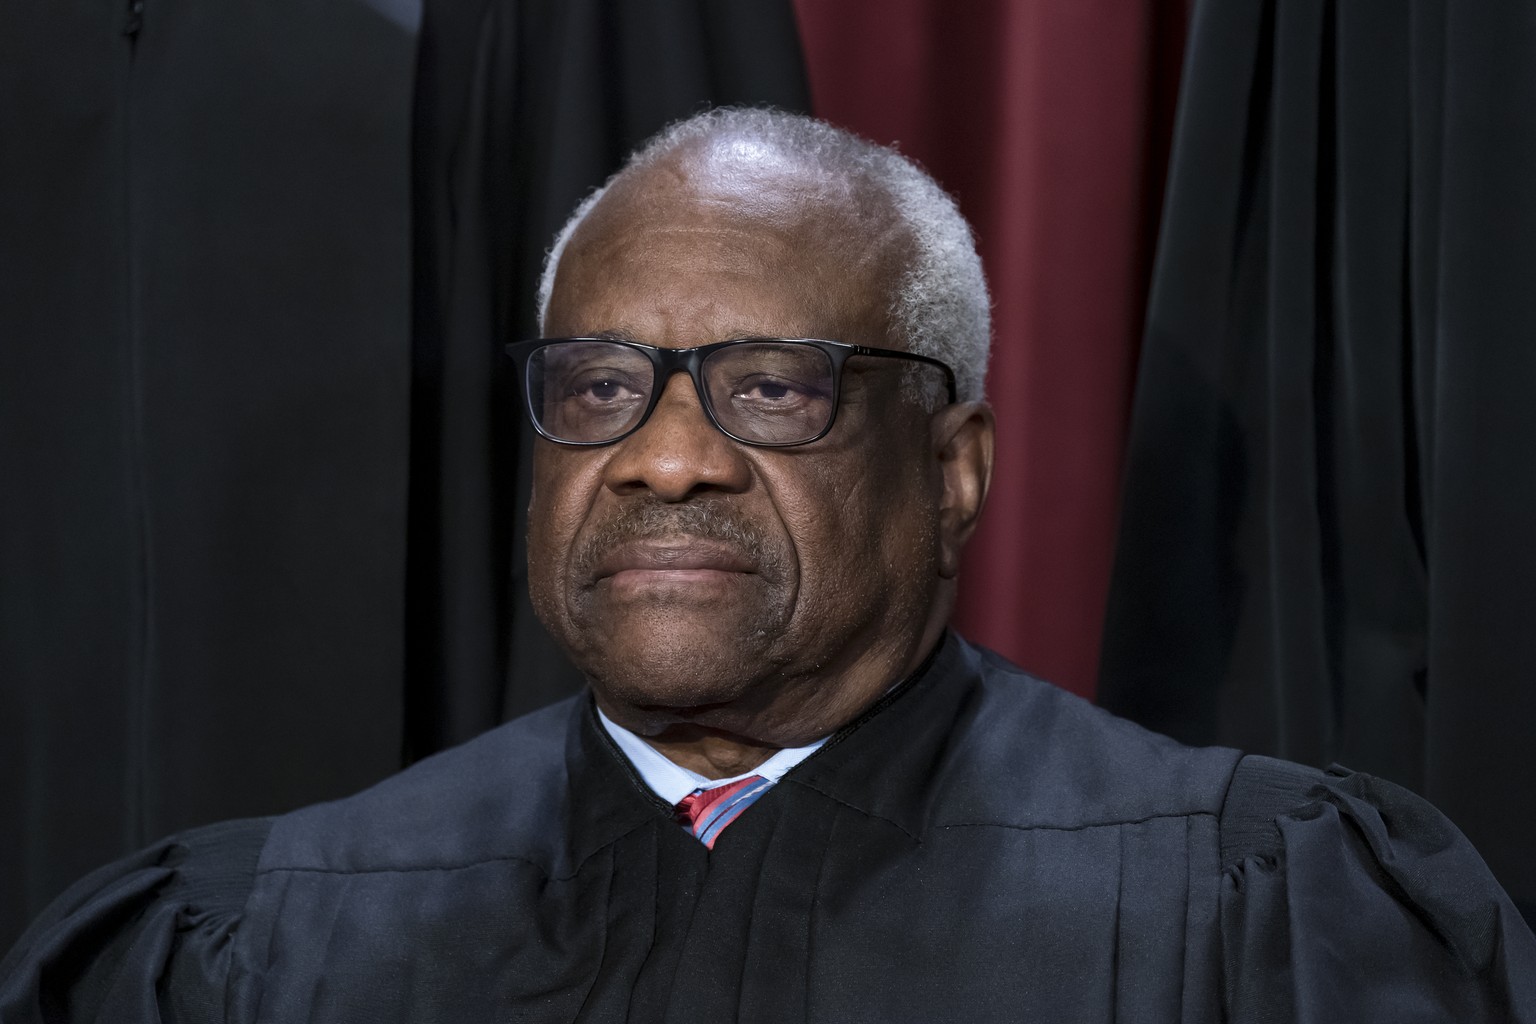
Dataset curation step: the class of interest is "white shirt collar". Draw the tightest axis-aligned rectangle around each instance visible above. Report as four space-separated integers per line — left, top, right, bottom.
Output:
596 706 829 806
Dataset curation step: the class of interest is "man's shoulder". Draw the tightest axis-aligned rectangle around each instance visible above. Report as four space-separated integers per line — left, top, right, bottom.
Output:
258 697 583 876
935 639 1244 829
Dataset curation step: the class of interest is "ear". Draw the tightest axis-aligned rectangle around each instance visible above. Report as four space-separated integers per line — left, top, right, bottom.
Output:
930 401 995 579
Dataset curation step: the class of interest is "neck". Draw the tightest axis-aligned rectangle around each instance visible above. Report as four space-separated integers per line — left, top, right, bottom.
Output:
644 727 781 779
602 623 948 781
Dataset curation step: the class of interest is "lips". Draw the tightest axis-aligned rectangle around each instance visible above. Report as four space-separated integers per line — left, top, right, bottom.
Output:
590 538 757 581
570 498 786 590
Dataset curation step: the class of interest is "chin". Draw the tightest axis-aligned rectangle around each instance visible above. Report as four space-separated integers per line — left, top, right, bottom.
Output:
568 593 785 684
577 632 780 727
600 649 754 705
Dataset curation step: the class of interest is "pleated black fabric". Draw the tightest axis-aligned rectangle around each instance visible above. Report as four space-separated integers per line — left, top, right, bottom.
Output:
0 0 418 951
0 0 808 951
5 634 1533 1021
1099 0 1536 924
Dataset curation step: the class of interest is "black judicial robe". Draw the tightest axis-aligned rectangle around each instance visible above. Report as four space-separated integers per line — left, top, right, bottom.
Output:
4 635 1534 1022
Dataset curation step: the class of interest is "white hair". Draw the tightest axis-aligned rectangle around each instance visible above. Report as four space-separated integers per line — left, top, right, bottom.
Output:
536 107 991 403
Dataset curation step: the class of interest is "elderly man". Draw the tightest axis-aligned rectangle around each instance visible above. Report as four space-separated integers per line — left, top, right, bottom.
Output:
4 108 1534 1022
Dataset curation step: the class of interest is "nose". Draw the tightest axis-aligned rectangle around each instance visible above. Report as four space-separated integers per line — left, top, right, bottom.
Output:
601 371 752 501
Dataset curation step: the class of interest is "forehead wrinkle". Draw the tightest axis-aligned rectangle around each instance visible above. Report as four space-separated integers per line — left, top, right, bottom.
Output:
556 175 908 349
564 227 791 294
560 259 868 344
561 277 834 340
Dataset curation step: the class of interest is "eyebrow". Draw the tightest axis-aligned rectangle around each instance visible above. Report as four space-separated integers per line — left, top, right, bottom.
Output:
578 327 826 345
586 327 646 343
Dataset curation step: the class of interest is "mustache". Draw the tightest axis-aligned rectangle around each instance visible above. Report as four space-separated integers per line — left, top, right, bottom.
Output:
572 499 787 583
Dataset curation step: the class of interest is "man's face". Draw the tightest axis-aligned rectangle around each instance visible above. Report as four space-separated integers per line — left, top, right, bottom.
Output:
527 151 953 743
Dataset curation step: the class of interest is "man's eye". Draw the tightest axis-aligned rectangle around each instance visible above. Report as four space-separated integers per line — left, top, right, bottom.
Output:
742 380 792 402
565 371 645 405
731 375 823 405
579 379 624 401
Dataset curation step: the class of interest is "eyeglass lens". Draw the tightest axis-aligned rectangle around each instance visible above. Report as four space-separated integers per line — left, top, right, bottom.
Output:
527 340 838 445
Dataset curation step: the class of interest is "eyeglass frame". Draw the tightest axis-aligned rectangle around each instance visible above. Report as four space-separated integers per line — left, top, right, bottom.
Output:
504 336 958 449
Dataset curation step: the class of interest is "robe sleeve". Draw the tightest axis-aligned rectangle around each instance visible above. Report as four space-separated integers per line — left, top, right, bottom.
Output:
0 818 271 1024
1218 756 1536 1022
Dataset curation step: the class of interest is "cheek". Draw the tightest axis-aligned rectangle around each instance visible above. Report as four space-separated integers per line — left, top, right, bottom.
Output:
769 449 935 612
526 452 606 608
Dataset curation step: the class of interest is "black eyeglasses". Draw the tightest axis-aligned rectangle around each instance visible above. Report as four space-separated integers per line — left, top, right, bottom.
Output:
505 337 957 448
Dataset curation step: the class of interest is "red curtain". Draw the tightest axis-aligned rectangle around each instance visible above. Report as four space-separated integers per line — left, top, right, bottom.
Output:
793 0 1189 698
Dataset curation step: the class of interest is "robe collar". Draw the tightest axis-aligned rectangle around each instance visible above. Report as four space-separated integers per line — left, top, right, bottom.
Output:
562 630 975 861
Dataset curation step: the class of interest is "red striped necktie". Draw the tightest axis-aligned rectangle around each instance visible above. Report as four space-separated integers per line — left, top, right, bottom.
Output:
675 775 771 849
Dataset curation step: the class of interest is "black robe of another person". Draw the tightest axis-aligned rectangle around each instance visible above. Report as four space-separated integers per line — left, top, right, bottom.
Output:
1098 0 1536 926
4 634 1533 1022
0 0 418 952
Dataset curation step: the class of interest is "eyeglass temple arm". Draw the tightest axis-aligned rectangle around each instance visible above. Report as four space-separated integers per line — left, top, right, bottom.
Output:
848 345 958 403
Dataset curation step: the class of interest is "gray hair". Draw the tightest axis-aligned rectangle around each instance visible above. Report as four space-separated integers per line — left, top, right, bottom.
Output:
536 107 991 403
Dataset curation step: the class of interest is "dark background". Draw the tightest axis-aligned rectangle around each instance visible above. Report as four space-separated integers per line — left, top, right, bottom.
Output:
3 0 1532 949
